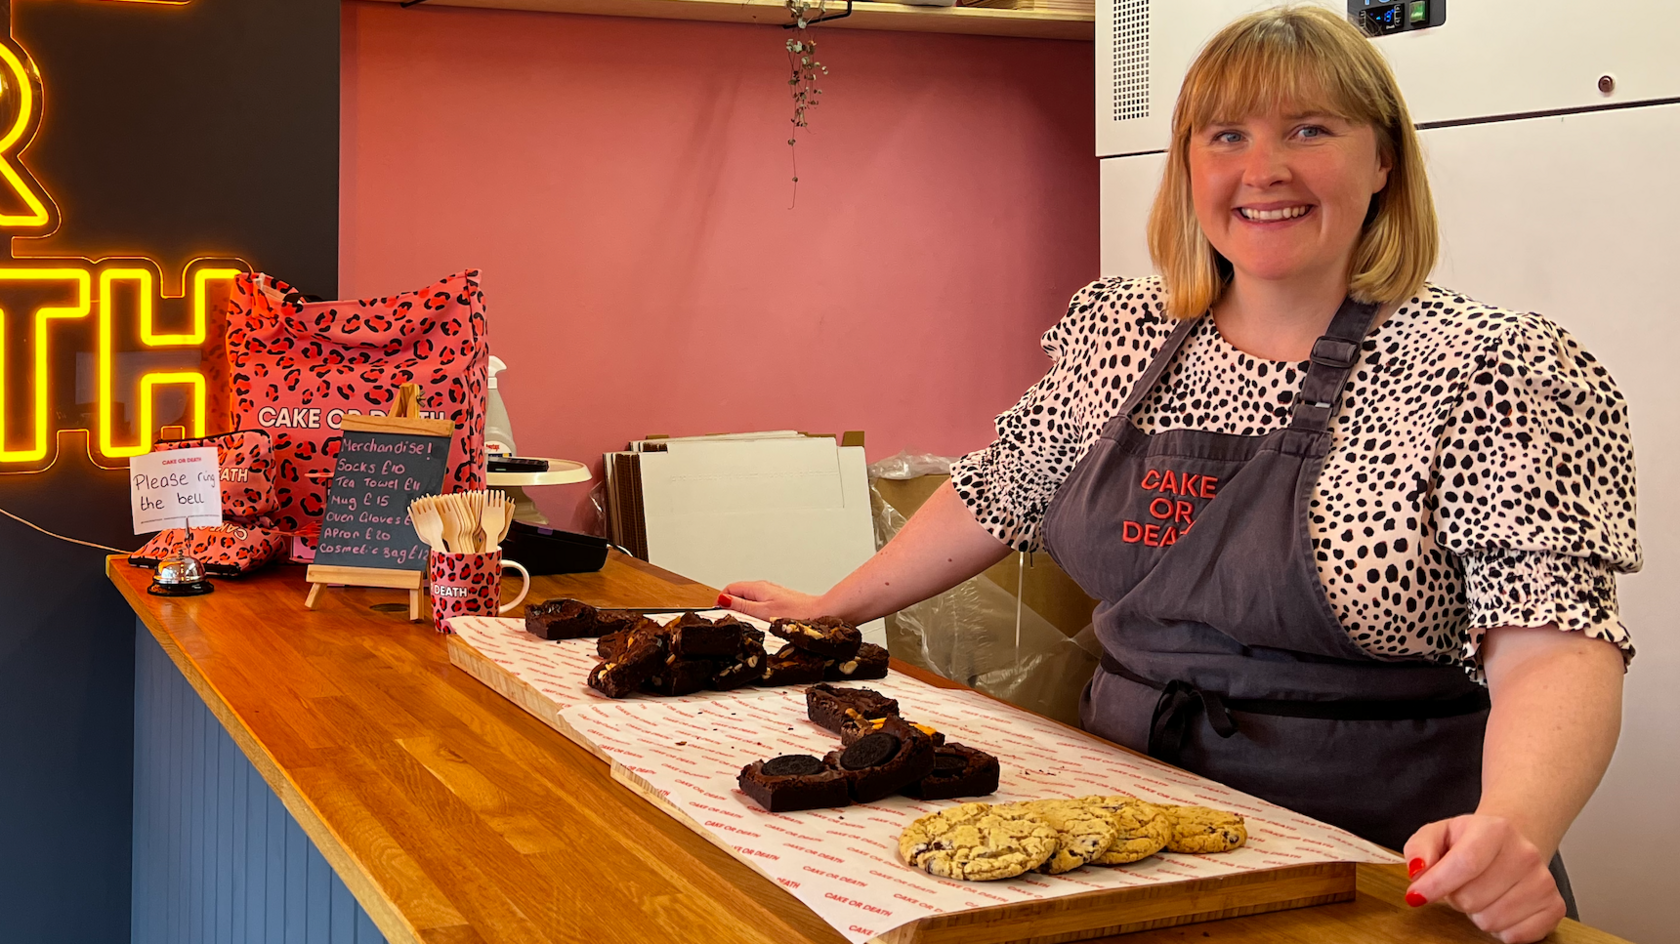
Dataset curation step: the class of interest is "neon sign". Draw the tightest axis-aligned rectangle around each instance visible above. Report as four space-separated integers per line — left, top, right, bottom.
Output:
0 1 246 474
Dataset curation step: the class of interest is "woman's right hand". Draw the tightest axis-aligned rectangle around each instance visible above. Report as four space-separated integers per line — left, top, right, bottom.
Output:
719 581 825 621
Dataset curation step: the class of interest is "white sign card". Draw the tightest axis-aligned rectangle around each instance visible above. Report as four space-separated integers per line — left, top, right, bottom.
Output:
129 447 223 534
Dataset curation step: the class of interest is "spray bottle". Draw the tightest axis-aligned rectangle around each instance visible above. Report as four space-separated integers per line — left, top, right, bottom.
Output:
484 355 517 457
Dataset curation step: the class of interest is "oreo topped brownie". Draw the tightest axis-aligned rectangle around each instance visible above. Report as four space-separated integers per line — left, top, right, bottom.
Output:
823 715 936 803
902 743 1000 800
768 616 862 660
738 754 852 812
805 683 898 735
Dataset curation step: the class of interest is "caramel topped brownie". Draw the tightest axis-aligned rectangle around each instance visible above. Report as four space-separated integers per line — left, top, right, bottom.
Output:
738 755 852 812
903 743 1000 800
841 709 944 747
525 598 600 640
823 642 889 681
823 715 935 803
805 683 899 735
768 616 862 660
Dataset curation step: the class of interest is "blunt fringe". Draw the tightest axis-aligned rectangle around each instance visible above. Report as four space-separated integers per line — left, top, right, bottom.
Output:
1146 5 1438 319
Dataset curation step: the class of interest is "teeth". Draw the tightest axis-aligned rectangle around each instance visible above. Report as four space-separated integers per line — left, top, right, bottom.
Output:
1240 206 1310 221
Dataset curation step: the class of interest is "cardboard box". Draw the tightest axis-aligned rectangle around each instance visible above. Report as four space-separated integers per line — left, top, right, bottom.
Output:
872 474 1097 639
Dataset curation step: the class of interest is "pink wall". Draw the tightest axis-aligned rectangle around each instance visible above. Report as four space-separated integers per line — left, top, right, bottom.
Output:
341 0 1098 530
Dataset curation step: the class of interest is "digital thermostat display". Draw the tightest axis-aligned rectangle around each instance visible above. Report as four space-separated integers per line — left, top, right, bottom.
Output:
1348 0 1445 36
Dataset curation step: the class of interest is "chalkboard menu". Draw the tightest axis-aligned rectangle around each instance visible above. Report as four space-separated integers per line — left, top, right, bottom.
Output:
312 419 452 571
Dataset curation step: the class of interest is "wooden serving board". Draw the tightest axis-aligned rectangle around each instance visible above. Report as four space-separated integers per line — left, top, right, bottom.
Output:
447 628 1361 944
445 631 610 761
608 759 1354 944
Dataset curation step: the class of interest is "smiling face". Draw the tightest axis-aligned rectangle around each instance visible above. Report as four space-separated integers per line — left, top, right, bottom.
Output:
1188 109 1391 290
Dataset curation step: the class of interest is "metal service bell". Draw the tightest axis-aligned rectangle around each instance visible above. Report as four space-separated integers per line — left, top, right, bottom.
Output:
149 552 214 596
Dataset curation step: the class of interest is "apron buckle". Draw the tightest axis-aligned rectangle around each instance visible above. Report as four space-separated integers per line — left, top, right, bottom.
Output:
1310 337 1360 370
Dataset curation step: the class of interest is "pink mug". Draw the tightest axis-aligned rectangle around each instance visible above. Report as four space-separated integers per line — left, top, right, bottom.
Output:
427 550 531 631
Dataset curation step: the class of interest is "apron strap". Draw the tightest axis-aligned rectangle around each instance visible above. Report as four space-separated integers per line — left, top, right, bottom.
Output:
1102 653 1491 763
1107 297 1382 439
1104 314 1205 432
1289 297 1382 432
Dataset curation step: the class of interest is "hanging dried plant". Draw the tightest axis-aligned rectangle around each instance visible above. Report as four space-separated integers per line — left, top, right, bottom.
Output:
784 0 829 207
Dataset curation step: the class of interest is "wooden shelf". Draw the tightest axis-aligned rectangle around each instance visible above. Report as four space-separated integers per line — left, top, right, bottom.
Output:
367 0 1093 41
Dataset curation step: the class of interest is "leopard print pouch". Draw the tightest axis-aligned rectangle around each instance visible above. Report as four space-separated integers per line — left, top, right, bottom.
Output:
129 523 288 576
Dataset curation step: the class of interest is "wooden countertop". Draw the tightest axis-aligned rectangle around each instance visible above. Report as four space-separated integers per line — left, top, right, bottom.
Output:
110 553 1628 944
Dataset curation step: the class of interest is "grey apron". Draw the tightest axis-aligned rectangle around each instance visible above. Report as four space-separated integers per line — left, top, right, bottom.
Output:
1040 298 1574 913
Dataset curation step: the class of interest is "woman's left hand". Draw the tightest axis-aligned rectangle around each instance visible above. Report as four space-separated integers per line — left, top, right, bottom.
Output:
1403 814 1567 944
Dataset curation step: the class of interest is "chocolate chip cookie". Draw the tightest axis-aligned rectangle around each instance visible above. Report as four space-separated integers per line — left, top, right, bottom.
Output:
899 803 1059 882
1081 796 1171 865
996 799 1118 874
1159 804 1248 853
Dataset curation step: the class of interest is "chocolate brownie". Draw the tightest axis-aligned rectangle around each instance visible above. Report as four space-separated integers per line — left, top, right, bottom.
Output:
759 644 827 686
593 609 641 635
823 642 889 681
586 635 665 698
902 743 1000 800
840 709 945 747
823 716 935 803
524 598 599 640
669 612 747 659
710 635 768 690
644 654 716 697
805 684 899 735
768 616 862 660
738 755 852 812
597 616 668 660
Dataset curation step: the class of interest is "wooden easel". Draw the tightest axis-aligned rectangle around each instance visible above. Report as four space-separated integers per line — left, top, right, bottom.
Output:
303 384 454 620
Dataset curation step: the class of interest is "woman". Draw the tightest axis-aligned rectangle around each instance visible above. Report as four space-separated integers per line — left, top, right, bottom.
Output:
725 8 1637 943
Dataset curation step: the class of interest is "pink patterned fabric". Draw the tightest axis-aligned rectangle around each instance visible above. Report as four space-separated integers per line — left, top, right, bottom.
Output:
129 523 288 576
224 270 489 536
155 429 278 523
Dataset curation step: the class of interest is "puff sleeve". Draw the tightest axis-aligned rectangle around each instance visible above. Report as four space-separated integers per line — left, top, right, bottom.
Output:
1432 313 1641 667
951 281 1115 551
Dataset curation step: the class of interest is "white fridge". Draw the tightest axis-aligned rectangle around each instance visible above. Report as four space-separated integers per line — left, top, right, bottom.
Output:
1096 3 1680 940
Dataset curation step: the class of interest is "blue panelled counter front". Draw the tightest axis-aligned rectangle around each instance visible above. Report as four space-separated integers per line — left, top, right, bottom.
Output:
132 625 385 944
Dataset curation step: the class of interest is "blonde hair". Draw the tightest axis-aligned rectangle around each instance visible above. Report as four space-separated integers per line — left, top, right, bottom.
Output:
1146 5 1438 319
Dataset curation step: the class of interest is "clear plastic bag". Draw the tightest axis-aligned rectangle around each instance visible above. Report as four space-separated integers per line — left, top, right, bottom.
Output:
869 451 1100 726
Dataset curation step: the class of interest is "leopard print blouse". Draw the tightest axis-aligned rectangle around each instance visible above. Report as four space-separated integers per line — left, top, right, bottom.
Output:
952 277 1640 674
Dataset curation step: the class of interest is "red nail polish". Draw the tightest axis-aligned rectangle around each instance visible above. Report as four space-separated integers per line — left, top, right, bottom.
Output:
716 593 731 607
1408 858 1425 878
1405 891 1427 908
